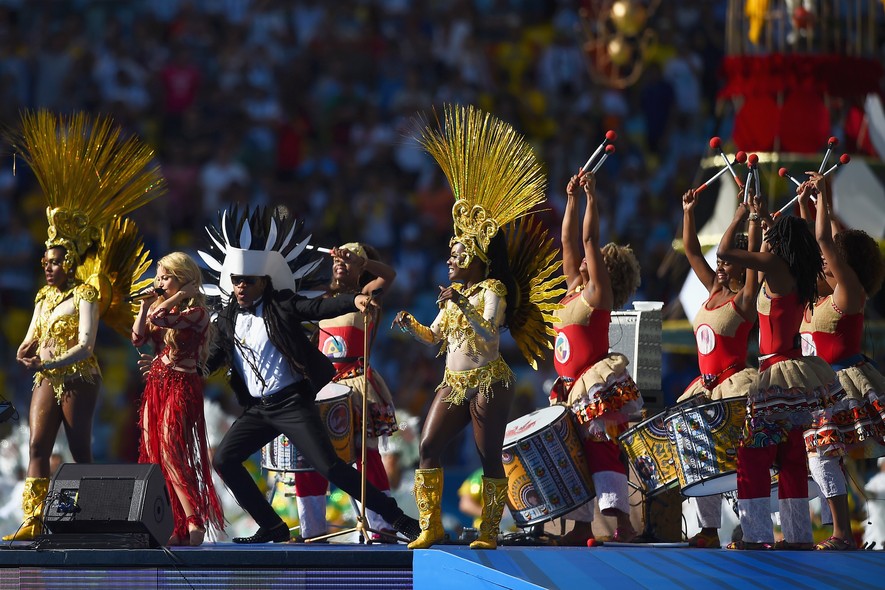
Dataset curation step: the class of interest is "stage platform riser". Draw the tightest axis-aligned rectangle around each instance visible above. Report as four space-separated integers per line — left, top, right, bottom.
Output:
0 568 412 590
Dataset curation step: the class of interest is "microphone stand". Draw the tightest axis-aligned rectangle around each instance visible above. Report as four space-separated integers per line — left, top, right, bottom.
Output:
308 292 400 544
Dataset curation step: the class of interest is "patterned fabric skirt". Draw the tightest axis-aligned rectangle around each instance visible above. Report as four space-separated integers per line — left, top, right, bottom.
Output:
745 356 841 449
805 361 885 458
336 366 399 439
551 353 643 442
139 360 224 538
678 367 757 403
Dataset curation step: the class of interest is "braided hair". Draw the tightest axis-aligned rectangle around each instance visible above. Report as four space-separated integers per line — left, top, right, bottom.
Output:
486 231 517 327
765 215 823 309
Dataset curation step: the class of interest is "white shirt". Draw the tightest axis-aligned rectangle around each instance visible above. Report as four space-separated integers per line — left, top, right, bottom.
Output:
232 301 301 399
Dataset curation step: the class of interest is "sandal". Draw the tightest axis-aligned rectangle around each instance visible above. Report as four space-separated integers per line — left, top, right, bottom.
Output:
726 540 773 550
814 536 855 551
773 540 814 551
687 530 721 549
612 528 639 543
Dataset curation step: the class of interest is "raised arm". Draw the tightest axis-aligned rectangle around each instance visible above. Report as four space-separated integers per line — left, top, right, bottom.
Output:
796 180 815 222
718 200 784 280
735 196 765 315
682 189 716 291
580 172 613 309
562 170 585 288
809 171 865 313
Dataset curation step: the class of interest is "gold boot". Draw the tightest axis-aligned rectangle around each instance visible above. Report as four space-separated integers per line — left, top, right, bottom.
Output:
469 477 508 550
2 477 50 541
407 468 445 549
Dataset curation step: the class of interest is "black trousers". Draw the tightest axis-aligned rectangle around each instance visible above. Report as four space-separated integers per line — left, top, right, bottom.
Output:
213 384 404 529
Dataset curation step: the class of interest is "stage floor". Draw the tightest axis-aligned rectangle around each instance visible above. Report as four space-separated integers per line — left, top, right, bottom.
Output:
2 541 884 590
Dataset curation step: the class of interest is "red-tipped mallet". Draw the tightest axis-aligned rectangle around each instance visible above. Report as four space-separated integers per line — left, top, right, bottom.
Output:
751 154 761 202
818 136 839 174
822 153 850 177
710 137 744 188
774 167 817 218
778 167 802 188
695 151 747 194
590 145 616 174
582 130 617 172
743 153 759 203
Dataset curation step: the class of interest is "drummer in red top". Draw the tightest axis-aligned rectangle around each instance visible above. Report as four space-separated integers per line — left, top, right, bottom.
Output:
798 173 885 550
549 170 642 546
294 243 400 542
718 196 840 550
677 187 761 548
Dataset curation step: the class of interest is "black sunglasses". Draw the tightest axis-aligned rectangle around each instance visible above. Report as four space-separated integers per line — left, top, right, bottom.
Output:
230 275 260 286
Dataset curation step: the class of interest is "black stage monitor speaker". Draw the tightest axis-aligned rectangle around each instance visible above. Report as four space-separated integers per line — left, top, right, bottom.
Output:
42 463 173 548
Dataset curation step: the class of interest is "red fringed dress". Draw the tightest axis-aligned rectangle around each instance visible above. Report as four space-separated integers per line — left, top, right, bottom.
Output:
133 306 224 540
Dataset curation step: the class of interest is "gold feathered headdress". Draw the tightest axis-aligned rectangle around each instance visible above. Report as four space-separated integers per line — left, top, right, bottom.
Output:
11 110 165 336
418 104 565 368
418 104 547 268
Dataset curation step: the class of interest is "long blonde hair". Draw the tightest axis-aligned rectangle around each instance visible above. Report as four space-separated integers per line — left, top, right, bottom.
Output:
151 252 212 366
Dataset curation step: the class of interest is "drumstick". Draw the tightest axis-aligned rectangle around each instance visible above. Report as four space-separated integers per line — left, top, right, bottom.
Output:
818 136 839 174
710 137 744 188
590 145 615 174
822 154 850 177
695 151 747 194
305 244 333 254
582 129 617 172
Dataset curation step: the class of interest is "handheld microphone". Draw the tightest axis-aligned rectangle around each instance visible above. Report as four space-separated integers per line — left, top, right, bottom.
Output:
126 286 165 302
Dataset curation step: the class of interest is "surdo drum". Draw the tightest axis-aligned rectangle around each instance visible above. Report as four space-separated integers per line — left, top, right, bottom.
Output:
261 382 355 472
501 405 595 527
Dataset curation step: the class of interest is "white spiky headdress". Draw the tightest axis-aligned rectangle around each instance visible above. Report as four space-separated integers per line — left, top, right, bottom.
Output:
198 206 321 299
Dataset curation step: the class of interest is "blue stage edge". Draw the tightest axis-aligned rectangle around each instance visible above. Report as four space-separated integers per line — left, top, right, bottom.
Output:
1 543 884 589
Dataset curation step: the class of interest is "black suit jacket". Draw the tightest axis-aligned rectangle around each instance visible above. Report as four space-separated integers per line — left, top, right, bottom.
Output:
206 289 358 408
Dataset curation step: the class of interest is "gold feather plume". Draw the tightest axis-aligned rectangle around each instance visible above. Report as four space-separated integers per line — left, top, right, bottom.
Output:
419 104 562 368
418 104 547 266
12 110 165 333
77 217 153 338
505 216 566 369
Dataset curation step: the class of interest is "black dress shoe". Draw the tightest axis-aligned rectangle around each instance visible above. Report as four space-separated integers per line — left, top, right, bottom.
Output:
232 522 291 544
390 514 421 542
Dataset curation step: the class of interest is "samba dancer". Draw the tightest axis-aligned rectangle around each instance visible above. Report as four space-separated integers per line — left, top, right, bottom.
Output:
799 172 885 550
677 187 761 548
392 105 563 550
4 111 163 541
203 207 420 544
132 252 224 546
548 170 642 546
717 196 840 550
293 243 400 542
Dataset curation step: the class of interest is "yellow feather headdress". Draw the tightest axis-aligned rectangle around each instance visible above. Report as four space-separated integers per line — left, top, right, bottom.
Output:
11 110 165 336
418 104 564 368
418 104 547 268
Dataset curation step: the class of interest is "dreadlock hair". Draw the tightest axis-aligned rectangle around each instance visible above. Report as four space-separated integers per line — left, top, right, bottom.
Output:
486 231 517 327
602 243 641 310
219 277 307 391
764 215 823 309
834 229 885 297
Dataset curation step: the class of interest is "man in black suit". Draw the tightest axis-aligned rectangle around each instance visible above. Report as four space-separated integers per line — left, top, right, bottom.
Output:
207 246 419 544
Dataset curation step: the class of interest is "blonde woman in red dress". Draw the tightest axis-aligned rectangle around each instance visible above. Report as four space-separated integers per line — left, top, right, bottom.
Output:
133 252 224 546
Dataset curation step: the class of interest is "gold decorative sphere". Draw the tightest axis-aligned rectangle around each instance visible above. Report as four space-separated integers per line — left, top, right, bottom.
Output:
611 0 647 37
607 36 633 66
